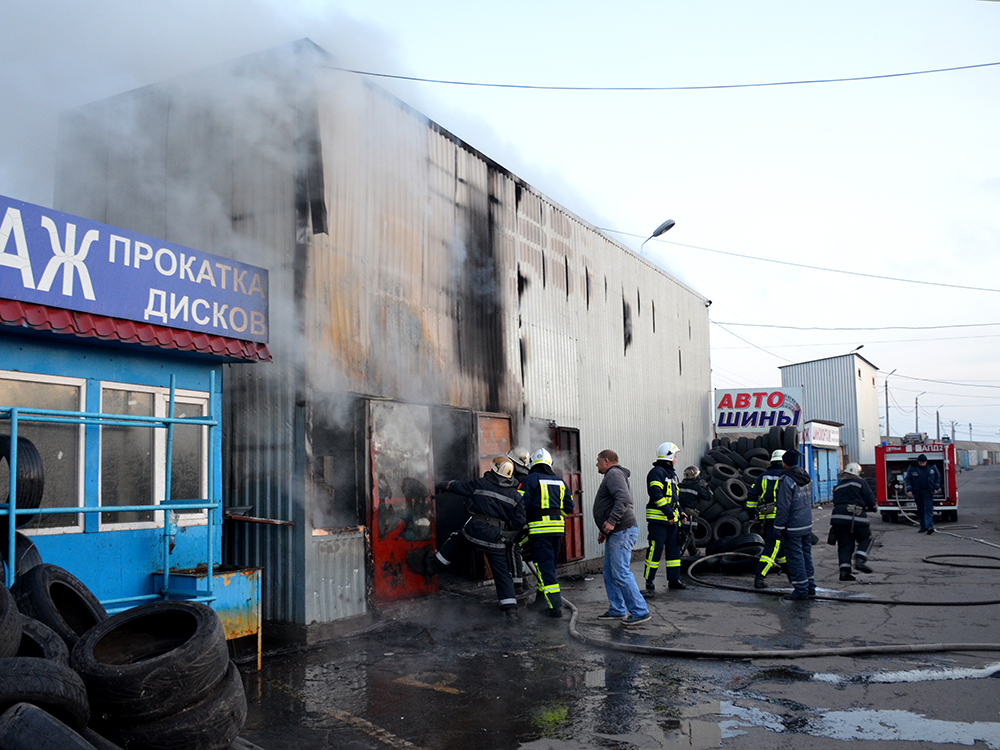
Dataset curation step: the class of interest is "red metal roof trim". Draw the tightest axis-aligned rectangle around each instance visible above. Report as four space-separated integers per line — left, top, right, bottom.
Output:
0 299 271 362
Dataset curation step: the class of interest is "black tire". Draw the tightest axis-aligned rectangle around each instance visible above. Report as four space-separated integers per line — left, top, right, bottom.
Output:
0 436 44 534
719 552 762 575
741 467 765 484
708 463 738 482
1 531 43 582
99 660 246 750
764 426 778 452
722 478 749 505
754 435 764 449
679 555 701 574
16 613 69 665
0 657 89 731
0 585 21 659
744 447 769 461
718 436 730 449
736 436 749 455
713 485 739 511
742 520 763 536
700 452 717 467
706 533 765 556
12 564 106 649
699 502 725 523
782 426 798 452
710 438 720 449
81 727 124 750
708 449 735 467
71 600 229 723
729 451 750 470
717 507 744 519
690 516 712 548
749 457 771 469
0 703 96 750
711 516 743 542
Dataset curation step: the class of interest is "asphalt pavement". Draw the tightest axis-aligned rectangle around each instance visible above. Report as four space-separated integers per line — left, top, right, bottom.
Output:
238 464 1000 750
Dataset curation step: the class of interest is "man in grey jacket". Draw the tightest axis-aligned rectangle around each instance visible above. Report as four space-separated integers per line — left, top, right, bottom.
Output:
593 450 650 625
774 449 815 600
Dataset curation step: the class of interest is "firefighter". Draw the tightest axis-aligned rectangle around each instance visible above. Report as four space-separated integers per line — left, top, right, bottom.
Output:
506 445 532 591
751 449 789 589
678 466 712 511
518 448 572 618
830 462 877 580
643 442 687 597
407 457 526 621
904 454 941 534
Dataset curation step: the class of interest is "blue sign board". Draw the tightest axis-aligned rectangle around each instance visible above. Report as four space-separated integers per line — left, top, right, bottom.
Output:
0 195 268 343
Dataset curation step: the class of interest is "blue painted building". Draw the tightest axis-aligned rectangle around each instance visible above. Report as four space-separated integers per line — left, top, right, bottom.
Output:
1 194 269 610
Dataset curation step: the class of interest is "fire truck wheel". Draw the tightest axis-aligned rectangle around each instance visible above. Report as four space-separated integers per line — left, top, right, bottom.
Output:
98 660 246 750
881 512 899 524
71 601 229 723
0 702 95 750
12 564 107 649
0 657 89 732
16 614 69 665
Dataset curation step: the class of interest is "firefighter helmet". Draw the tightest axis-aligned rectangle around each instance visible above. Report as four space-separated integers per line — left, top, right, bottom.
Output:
844 462 862 476
656 442 679 461
683 466 700 480
770 449 786 463
507 446 530 469
491 457 515 480
530 448 553 466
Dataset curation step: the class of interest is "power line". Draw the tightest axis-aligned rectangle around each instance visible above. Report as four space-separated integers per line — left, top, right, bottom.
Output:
619 234 1000 293
713 321 1000 332
326 60 1000 92
711 322 793 363
891 373 1000 390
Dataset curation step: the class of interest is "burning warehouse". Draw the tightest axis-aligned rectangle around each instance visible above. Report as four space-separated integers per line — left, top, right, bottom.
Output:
50 39 712 640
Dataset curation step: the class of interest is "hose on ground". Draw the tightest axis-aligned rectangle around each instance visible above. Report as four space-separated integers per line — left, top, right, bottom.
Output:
685 552 1000 606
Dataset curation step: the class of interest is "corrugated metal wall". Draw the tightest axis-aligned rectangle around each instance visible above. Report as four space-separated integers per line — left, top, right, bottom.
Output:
780 353 880 465
54 40 713 627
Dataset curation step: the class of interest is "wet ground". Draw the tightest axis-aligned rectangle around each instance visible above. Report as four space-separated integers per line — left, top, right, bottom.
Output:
238 465 1000 749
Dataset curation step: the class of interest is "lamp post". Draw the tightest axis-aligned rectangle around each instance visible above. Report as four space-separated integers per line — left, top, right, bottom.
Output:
915 391 926 433
884 368 897 439
639 219 676 254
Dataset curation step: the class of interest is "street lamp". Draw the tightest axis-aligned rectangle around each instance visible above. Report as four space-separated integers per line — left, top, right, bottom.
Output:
639 219 676 254
915 391 926 433
884 368 897 439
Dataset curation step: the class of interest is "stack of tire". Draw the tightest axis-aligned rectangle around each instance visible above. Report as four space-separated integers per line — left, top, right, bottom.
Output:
691 427 799 547
0 557 245 749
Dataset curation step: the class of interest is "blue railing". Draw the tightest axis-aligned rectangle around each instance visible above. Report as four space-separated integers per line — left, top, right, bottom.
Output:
1 373 219 612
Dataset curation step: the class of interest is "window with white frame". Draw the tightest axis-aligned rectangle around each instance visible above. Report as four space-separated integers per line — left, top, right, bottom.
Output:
99 383 209 529
0 371 86 532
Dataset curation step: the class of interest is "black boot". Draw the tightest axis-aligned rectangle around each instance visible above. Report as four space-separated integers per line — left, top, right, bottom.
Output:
527 596 548 611
547 607 563 618
668 580 687 590
641 583 656 599
753 574 767 589
854 558 873 574
840 571 856 581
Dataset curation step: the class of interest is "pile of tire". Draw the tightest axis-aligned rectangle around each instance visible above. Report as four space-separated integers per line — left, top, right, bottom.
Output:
0 555 246 750
690 427 799 547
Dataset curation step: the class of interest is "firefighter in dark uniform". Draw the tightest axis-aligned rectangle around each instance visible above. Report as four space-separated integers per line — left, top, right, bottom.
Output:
830 462 877 580
506 445 531 591
678 466 712 511
408 457 526 621
752 449 788 589
519 448 572 618
643 442 687 597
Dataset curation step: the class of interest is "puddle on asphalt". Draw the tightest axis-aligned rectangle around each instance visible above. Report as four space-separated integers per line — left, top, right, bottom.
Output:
812 661 1000 685
719 701 1000 748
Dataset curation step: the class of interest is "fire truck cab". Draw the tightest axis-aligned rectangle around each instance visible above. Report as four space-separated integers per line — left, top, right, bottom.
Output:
875 438 958 524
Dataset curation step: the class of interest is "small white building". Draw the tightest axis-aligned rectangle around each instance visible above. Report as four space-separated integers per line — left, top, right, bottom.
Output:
779 353 880 466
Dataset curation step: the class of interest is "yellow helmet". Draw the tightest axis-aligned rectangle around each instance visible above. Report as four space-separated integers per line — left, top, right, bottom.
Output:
491 456 514 480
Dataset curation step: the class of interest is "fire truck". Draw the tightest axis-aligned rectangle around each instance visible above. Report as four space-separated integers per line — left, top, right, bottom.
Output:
875 438 959 523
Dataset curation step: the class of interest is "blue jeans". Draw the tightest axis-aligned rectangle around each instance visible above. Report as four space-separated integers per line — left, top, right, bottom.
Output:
914 492 935 530
602 526 648 617
782 533 815 598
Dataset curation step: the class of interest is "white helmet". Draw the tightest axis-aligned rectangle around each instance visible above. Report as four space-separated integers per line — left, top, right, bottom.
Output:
770 449 786 462
656 442 679 461
530 448 552 466
491 457 514 480
844 462 862 477
507 446 530 469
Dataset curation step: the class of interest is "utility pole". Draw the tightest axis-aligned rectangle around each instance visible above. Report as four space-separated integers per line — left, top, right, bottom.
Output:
936 411 940 441
884 369 896 439
970 423 973 441
951 420 957 443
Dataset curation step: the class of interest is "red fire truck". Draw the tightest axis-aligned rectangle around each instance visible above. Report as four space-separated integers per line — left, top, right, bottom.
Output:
875 441 959 523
